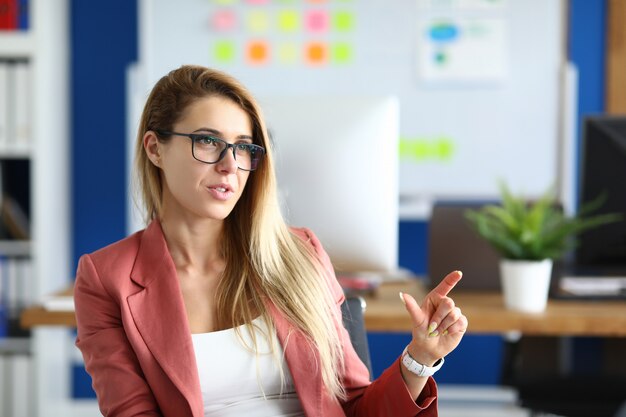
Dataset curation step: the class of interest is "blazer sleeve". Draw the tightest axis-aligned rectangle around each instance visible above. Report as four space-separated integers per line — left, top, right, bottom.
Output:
74 254 162 417
296 227 438 417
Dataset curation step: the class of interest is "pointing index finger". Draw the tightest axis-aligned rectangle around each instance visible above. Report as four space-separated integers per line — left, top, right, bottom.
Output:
431 270 463 297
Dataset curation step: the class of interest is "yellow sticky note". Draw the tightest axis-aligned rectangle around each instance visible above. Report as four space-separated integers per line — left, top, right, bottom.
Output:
278 42 298 64
247 10 270 33
278 10 299 32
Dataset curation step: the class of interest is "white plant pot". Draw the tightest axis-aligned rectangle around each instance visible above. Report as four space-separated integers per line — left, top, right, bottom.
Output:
499 259 553 313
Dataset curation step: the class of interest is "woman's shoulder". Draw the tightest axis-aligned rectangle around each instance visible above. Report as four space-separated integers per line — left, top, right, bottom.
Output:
82 228 146 270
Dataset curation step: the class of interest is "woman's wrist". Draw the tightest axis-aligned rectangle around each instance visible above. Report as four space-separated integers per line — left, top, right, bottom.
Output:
406 344 439 367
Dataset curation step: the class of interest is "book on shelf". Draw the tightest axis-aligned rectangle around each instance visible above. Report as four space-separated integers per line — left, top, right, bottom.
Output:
0 63 7 146
0 0 18 30
0 255 33 313
1 194 29 239
0 159 30 240
12 60 30 148
0 0 28 30
0 60 32 152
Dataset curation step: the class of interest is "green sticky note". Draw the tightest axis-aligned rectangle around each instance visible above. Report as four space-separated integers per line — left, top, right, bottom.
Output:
399 138 414 160
213 40 236 63
413 140 430 160
213 0 236 4
400 138 435 161
334 11 354 32
435 137 455 161
278 10 299 32
332 43 353 64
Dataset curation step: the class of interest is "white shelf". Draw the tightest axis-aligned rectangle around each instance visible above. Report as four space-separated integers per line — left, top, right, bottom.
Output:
0 145 33 159
0 32 35 58
0 240 31 257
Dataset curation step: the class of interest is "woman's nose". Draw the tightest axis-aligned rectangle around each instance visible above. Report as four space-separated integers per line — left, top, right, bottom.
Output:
216 146 238 173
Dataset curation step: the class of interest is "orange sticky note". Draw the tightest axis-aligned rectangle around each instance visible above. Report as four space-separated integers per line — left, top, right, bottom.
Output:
247 40 270 65
305 42 328 65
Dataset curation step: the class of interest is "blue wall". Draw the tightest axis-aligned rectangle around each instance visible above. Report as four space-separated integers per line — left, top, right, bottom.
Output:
70 0 608 394
71 1 137 266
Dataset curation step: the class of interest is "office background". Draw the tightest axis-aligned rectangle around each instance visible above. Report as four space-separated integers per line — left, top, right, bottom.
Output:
69 0 608 397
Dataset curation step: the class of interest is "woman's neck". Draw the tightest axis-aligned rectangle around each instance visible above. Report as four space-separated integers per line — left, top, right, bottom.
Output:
159 215 224 274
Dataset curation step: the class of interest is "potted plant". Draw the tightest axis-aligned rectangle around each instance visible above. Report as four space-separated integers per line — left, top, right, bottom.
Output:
464 184 621 313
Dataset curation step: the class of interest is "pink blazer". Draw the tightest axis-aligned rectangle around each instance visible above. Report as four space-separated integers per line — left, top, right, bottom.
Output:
75 220 438 416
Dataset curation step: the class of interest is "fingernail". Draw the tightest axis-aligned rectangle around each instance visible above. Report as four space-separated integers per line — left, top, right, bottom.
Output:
428 322 438 333
457 270 463 277
428 330 439 338
443 330 449 336
399 292 406 305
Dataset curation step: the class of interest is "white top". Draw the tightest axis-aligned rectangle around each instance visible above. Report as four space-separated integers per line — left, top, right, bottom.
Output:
191 316 305 417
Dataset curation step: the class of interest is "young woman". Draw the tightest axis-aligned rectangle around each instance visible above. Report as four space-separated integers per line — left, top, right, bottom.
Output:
74 65 468 417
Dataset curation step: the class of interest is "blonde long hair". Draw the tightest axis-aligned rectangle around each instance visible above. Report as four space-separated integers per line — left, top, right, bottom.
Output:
134 65 346 400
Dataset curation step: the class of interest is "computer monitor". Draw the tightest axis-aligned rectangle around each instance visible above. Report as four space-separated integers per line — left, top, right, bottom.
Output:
259 96 400 274
574 116 626 273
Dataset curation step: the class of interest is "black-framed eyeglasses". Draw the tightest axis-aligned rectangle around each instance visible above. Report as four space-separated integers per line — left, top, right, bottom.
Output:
156 130 265 171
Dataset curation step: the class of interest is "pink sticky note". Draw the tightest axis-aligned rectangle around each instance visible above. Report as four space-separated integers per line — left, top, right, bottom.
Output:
305 10 329 33
246 0 269 4
211 10 237 32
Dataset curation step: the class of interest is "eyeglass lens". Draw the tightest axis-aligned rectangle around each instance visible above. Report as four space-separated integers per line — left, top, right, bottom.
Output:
193 137 263 171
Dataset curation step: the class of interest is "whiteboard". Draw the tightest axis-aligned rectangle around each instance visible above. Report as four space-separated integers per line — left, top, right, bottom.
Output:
135 0 565 205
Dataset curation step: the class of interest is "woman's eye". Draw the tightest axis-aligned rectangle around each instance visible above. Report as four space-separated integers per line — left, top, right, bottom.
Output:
197 136 219 146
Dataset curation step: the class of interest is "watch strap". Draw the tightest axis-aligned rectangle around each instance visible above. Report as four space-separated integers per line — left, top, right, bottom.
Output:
401 346 444 377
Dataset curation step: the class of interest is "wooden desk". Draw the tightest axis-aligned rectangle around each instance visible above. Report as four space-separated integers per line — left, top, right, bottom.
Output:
363 280 626 337
20 281 626 337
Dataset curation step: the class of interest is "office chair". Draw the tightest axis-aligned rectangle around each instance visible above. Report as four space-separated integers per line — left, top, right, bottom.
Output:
341 296 373 380
501 337 626 417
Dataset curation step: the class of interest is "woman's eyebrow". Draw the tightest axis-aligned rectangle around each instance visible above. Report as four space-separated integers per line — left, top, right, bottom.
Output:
192 127 253 141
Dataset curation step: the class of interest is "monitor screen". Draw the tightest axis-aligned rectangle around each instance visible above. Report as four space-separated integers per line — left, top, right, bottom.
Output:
260 96 400 274
575 116 626 272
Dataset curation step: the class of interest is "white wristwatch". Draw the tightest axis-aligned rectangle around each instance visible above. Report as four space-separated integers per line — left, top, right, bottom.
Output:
401 346 444 377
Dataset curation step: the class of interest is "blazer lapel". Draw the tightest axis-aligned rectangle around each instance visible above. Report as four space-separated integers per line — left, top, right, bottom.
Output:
268 303 324 416
127 220 203 416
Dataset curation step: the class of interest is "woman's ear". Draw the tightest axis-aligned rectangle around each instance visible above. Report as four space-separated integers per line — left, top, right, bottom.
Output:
143 131 162 167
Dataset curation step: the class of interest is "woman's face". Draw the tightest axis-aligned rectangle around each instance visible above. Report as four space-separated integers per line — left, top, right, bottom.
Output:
150 95 254 222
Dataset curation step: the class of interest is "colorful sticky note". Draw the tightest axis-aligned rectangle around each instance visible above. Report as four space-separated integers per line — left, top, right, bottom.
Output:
305 10 329 33
278 10 299 32
333 11 355 32
435 137 455 160
399 138 429 161
247 40 270 65
246 0 269 4
278 42 298 64
307 0 327 3
247 10 270 33
211 10 237 32
305 42 328 66
213 0 236 5
213 40 236 63
332 42 353 64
